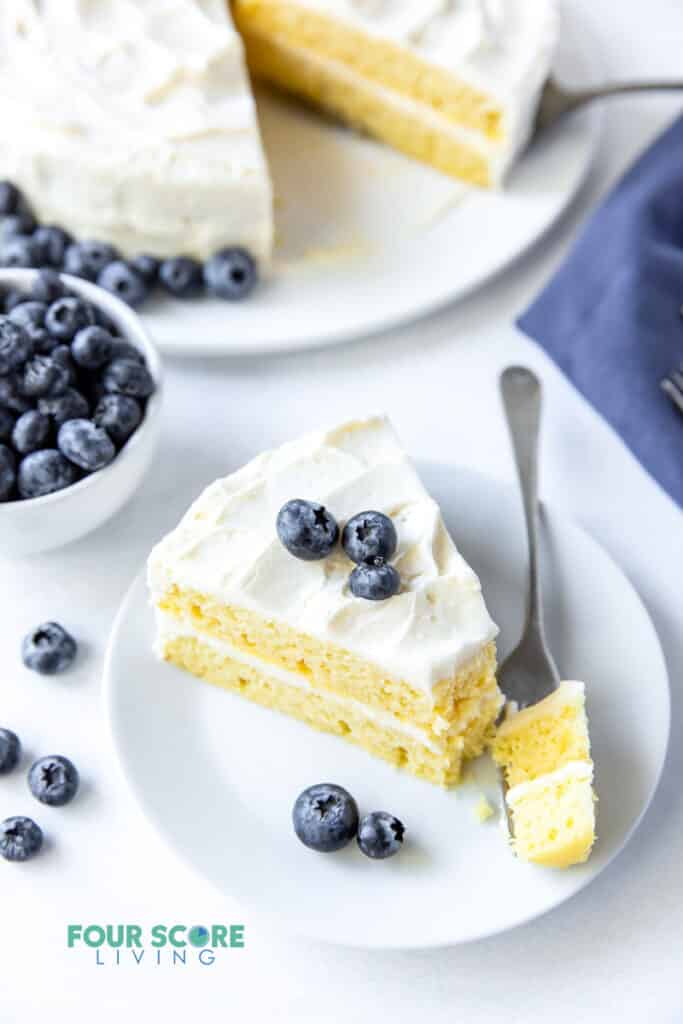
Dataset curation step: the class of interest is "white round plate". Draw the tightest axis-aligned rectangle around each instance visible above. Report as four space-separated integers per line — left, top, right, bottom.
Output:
105 465 669 949
143 30 600 356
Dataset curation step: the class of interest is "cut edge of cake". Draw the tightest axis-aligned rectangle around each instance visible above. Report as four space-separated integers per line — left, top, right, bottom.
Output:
232 0 559 186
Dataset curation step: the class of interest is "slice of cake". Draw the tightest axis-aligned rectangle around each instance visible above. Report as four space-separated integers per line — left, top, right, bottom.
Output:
232 0 559 186
492 681 596 866
148 415 501 786
0 0 273 262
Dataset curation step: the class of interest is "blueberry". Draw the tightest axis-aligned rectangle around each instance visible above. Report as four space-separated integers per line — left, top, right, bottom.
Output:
342 511 398 565
0 374 31 413
357 811 405 860
101 357 155 398
45 296 95 341
9 300 47 333
159 256 203 297
203 247 258 300
63 240 119 281
17 449 78 498
0 729 20 774
12 410 51 455
1 212 36 241
32 330 59 356
97 260 148 308
30 269 66 305
93 393 142 446
28 755 79 806
0 317 33 374
0 181 20 217
109 339 144 364
276 499 339 561
32 225 72 268
71 325 114 369
48 345 78 387
0 444 16 500
57 418 116 472
0 235 43 268
0 816 43 862
22 621 77 674
348 559 401 601
19 355 70 398
292 784 359 852
130 254 159 286
51 344 75 371
38 387 89 425
3 289 25 313
0 407 15 442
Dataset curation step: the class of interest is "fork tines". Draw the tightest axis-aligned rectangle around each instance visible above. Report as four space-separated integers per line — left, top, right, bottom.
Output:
661 369 683 415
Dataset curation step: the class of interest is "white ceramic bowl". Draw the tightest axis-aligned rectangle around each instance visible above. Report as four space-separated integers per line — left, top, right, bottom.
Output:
0 269 163 557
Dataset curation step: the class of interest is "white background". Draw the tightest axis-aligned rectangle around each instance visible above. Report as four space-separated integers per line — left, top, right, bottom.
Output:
2 1 682 1020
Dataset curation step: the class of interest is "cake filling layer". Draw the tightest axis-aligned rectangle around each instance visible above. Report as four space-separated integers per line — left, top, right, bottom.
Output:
238 29 495 185
156 610 442 752
157 611 498 785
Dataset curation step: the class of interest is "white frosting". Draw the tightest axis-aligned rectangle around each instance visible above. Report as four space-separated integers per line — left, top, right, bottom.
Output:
290 0 559 180
148 415 498 697
506 760 593 806
155 608 444 751
0 0 273 260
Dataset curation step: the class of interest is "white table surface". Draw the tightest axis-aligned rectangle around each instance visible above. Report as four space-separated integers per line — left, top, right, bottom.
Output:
2 2 682 1021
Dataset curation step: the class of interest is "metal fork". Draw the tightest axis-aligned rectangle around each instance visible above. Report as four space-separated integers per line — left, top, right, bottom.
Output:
498 367 560 709
496 367 560 835
534 77 683 136
661 368 683 416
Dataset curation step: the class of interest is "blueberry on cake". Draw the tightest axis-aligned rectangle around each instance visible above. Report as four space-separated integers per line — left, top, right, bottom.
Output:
232 0 559 186
148 415 501 786
493 681 596 867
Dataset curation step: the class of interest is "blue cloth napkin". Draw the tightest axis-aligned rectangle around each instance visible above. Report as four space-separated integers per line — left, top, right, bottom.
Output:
518 114 683 508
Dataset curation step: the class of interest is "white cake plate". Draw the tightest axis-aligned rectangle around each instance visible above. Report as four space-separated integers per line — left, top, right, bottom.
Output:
104 465 669 949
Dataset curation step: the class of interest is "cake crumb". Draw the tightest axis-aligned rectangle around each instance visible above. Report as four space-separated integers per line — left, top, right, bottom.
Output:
475 796 495 823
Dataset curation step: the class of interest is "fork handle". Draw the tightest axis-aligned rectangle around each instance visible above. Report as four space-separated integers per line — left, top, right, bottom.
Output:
500 367 543 630
566 79 683 111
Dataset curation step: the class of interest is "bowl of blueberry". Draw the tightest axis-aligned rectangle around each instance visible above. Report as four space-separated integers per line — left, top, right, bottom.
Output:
0 267 162 556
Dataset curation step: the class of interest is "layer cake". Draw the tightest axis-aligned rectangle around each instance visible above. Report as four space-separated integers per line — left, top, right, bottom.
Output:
148 415 501 786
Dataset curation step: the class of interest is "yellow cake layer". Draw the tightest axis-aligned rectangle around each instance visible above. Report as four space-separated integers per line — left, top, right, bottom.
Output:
492 681 591 787
233 8 493 185
160 632 496 785
506 762 596 868
157 585 500 738
233 0 502 139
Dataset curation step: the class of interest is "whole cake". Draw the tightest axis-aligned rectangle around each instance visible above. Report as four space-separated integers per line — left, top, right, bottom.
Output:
493 681 596 867
233 0 559 186
0 0 558 278
148 415 501 786
0 0 273 262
